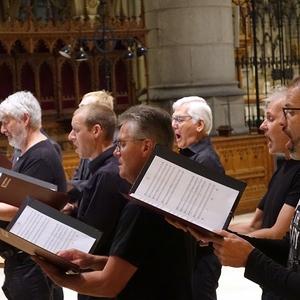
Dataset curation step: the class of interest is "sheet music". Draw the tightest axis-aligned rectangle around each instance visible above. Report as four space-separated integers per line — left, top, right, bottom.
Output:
9 206 96 253
131 156 239 231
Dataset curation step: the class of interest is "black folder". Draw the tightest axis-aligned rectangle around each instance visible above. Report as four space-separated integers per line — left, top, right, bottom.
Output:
0 197 103 274
124 144 247 237
0 167 73 210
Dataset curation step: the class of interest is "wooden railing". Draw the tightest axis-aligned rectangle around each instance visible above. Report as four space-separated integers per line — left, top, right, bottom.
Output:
211 134 274 215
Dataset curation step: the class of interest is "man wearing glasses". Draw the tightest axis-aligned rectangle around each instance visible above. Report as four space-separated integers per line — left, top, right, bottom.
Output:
185 76 300 299
33 105 193 300
282 106 300 160
172 96 224 300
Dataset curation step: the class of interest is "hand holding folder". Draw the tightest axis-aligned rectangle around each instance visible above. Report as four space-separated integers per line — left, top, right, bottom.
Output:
0 197 103 274
123 145 247 238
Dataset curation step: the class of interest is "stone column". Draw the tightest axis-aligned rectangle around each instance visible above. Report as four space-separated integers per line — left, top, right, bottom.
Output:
143 0 248 135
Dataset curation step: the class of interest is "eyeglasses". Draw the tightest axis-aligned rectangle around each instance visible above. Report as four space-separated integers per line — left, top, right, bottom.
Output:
171 116 192 125
282 107 300 119
115 139 145 152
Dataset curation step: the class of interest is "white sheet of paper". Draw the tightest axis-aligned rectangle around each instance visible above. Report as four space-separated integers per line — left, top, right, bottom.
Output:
9 206 96 253
131 156 239 231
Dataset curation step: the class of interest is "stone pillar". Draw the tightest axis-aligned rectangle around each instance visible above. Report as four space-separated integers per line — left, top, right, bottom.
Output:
142 0 248 135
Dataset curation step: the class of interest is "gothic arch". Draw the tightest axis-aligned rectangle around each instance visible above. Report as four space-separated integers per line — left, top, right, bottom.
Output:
39 61 55 111
0 61 14 100
60 60 76 111
114 58 128 94
34 39 50 53
0 0 147 118
0 40 7 53
20 61 36 94
77 61 93 98
11 39 27 53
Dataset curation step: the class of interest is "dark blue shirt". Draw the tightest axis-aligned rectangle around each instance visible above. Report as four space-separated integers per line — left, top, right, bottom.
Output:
76 146 131 255
179 137 224 173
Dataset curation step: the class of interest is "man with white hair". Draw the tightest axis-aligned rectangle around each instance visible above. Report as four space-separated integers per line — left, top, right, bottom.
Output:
0 91 67 300
172 96 222 167
172 96 224 300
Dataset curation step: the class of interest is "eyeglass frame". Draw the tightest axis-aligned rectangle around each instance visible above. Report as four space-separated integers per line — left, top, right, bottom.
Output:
282 107 300 119
171 115 193 125
115 139 145 152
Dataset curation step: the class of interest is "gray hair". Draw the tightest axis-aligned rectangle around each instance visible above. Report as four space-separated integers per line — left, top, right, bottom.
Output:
264 85 287 107
0 91 41 130
117 105 174 150
172 96 212 135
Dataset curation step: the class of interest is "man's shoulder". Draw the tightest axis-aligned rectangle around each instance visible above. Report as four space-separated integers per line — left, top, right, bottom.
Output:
90 149 119 173
285 159 300 172
15 140 63 173
29 140 61 159
89 154 131 192
275 159 300 181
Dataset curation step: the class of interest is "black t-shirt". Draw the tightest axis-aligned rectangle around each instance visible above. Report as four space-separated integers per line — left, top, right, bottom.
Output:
0 139 67 251
258 159 300 229
12 139 66 192
109 202 193 300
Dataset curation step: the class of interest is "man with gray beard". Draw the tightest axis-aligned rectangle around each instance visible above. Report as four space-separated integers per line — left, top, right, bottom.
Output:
0 91 67 300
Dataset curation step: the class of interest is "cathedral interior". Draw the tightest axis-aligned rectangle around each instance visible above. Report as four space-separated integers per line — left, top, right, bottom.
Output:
0 0 293 214
0 0 148 183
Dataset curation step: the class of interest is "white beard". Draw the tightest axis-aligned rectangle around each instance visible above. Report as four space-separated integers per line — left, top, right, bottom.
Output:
8 125 27 150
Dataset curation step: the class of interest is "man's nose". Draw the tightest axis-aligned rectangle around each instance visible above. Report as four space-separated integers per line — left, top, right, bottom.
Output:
259 119 267 131
68 130 75 141
279 113 287 129
0 124 6 133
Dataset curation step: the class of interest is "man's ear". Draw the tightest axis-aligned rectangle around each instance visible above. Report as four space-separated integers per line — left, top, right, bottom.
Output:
93 124 102 138
196 120 205 132
23 113 30 126
142 139 154 156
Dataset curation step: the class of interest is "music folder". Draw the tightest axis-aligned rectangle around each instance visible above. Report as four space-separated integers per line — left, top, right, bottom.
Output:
123 144 247 238
0 196 103 274
0 167 74 210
